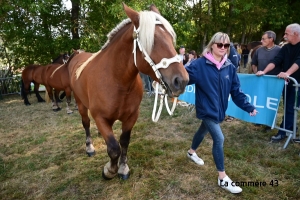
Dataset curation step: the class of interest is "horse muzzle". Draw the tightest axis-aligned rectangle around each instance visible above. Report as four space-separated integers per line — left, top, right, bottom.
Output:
164 75 189 97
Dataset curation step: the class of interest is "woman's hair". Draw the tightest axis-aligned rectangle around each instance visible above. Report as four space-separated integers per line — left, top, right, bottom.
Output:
189 50 197 58
202 32 231 56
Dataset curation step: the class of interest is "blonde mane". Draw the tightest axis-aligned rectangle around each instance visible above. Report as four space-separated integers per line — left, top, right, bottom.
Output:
75 51 101 79
50 64 64 78
75 11 176 79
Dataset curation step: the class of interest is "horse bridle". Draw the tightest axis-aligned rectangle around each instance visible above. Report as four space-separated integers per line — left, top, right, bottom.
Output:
132 21 180 122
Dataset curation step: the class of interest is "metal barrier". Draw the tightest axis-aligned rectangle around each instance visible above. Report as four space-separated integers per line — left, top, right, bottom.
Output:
273 77 299 149
0 76 21 99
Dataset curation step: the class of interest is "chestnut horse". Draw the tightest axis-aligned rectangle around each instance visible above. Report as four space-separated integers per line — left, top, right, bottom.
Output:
44 49 84 113
21 53 69 105
67 3 189 180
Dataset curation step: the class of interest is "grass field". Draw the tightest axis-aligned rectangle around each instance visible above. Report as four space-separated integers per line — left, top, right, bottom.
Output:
1 91 300 200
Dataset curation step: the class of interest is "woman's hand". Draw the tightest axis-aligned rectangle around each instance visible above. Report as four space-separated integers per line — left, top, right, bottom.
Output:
250 109 258 116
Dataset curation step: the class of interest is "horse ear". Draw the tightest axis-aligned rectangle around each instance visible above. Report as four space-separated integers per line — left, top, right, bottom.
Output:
122 3 139 28
149 4 161 15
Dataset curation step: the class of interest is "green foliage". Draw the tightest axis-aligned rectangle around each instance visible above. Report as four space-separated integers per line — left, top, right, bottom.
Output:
0 0 299 75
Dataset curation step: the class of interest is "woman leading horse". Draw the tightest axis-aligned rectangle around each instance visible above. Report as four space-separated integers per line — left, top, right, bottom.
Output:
67 3 189 180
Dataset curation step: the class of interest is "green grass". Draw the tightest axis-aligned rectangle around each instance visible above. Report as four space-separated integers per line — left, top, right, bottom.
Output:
1 92 300 200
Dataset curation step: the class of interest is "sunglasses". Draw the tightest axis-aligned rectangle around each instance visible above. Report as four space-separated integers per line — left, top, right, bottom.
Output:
215 43 230 49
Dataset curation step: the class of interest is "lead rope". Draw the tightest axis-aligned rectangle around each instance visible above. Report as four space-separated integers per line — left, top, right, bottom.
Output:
151 81 178 122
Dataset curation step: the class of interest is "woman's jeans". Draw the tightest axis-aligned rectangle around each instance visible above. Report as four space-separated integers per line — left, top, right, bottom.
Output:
191 118 225 171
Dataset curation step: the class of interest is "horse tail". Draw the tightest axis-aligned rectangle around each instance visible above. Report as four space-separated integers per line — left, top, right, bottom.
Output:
45 90 51 103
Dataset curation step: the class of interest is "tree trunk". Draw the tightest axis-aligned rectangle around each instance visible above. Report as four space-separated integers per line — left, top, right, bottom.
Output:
226 0 234 36
71 0 80 49
202 0 211 50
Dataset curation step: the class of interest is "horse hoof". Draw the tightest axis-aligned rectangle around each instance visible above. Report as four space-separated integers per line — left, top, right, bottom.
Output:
86 151 96 157
118 172 130 180
53 107 61 112
38 99 45 102
25 103 31 106
102 171 114 180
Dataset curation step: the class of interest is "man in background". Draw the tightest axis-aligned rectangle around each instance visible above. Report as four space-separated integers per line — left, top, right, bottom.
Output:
178 46 187 65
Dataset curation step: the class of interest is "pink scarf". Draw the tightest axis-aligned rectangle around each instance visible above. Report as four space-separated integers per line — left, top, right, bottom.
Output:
204 52 227 70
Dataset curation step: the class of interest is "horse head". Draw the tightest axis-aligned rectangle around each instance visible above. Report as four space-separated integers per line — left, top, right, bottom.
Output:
123 3 189 97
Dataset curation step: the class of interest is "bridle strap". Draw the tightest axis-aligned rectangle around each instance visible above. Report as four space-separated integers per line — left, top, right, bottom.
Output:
132 22 179 122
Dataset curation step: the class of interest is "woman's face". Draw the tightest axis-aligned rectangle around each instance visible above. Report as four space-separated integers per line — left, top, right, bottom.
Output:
211 40 230 58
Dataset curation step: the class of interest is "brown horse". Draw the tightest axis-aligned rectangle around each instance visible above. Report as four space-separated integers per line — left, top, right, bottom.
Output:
21 53 69 105
45 49 84 113
67 3 189 180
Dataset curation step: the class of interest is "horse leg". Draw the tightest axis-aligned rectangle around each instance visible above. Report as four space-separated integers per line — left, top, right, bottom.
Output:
46 87 60 111
21 79 31 105
65 89 73 114
118 111 139 180
59 91 66 100
55 90 63 103
93 116 120 180
34 83 45 102
74 95 96 157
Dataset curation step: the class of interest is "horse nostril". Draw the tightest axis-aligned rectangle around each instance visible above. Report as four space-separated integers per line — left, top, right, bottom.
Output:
173 77 180 90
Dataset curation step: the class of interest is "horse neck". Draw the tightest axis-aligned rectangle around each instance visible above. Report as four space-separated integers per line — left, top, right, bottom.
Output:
103 24 144 85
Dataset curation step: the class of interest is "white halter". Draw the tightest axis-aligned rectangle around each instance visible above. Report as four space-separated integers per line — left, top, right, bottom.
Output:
132 21 180 122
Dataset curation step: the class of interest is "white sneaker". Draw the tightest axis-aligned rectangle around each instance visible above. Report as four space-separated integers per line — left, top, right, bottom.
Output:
187 151 204 165
218 175 242 193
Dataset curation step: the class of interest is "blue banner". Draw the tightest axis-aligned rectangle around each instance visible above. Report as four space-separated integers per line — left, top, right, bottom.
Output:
178 74 285 128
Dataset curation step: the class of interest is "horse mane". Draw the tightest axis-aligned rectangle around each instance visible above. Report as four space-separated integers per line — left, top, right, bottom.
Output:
101 18 132 50
75 52 100 79
52 54 62 63
49 64 65 78
75 10 176 79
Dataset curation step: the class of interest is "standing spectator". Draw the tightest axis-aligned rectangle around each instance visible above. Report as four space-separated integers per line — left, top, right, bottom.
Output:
178 46 186 65
242 45 250 68
251 31 281 131
184 50 197 67
236 43 242 67
251 31 281 74
139 73 153 94
225 42 241 122
256 23 300 142
185 32 258 193
228 42 240 70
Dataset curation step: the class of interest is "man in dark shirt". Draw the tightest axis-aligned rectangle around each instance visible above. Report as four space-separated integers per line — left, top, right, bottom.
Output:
256 23 300 142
